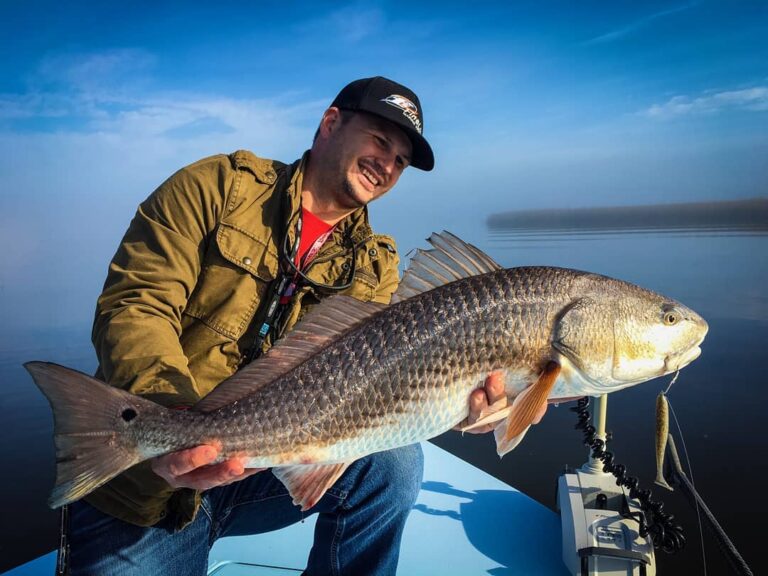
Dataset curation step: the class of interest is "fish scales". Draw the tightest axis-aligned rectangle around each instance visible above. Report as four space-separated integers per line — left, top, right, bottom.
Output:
26 231 708 509
163 268 585 465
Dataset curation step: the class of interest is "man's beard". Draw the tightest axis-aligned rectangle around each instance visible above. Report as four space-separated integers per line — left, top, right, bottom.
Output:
338 175 366 210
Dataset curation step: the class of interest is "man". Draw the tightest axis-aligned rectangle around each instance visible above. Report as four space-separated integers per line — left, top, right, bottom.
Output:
67 76 508 575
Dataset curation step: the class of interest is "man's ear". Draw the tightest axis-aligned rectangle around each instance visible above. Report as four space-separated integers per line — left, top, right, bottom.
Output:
319 107 343 139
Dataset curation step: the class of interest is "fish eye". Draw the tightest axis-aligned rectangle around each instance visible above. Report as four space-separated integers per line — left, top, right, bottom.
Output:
663 311 679 326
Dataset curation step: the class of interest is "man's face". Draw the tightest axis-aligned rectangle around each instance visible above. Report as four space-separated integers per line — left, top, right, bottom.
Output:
321 109 413 210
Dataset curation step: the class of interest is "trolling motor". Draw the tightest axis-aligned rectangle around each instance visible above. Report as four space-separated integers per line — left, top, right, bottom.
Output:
557 395 684 576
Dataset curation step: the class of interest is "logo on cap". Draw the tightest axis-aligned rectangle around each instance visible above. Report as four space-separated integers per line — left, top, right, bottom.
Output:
381 94 422 134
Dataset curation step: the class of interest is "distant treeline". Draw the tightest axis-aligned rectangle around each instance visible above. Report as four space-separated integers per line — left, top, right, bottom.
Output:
487 198 768 233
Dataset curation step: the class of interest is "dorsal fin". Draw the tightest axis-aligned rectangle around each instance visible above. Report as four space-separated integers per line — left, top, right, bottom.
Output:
391 231 502 303
193 295 386 412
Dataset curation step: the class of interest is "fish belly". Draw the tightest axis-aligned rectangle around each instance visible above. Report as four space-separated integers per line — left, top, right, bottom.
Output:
236 374 485 468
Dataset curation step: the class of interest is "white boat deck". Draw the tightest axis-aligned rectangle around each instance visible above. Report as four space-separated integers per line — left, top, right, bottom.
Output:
5 442 569 575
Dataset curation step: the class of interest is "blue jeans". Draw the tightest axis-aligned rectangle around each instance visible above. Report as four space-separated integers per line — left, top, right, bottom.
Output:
67 444 423 576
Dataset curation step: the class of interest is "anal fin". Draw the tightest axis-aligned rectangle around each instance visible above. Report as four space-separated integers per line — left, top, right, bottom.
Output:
272 462 351 511
495 361 561 457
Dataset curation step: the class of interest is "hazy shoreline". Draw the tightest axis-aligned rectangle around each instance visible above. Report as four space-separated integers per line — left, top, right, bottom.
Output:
487 198 768 233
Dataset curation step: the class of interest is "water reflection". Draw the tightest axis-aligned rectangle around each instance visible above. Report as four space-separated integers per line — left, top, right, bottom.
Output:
1 203 766 574
432 206 766 576
487 198 768 235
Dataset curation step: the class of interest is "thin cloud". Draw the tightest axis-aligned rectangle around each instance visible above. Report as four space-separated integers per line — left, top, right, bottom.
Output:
0 49 328 244
2 49 157 126
0 92 74 119
642 87 768 118
32 48 155 92
296 5 385 44
0 48 327 148
583 2 698 46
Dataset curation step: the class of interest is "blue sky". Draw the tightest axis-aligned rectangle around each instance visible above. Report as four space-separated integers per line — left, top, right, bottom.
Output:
0 0 767 329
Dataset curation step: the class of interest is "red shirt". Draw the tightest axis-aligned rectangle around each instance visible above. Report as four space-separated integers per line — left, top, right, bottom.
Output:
296 208 334 269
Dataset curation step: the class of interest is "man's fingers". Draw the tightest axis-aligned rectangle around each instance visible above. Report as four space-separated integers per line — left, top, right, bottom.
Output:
166 458 259 490
458 372 549 435
484 371 506 405
172 445 219 476
453 371 510 435
459 372 508 435
461 389 493 434
218 466 267 487
171 462 237 490
468 389 488 424
152 445 219 480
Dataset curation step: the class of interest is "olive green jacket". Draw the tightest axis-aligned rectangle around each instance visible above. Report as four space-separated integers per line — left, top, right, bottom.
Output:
87 150 400 527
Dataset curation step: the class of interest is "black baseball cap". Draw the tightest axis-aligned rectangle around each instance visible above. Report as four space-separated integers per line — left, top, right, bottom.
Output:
331 76 434 171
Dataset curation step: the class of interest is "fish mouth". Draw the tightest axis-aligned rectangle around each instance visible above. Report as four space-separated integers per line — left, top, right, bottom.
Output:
664 346 701 373
663 318 708 373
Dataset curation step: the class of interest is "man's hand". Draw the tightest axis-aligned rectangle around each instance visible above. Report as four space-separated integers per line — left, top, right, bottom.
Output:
151 444 265 490
459 371 548 434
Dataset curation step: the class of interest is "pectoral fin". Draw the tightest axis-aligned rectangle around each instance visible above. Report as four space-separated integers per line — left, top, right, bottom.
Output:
495 361 561 457
272 462 351 511
458 398 513 433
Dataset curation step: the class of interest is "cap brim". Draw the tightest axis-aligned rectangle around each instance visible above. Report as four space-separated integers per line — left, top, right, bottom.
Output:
375 118 432 171
335 106 435 171
403 128 434 171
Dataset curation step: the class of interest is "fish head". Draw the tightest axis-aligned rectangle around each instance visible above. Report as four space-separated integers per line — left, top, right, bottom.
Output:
611 293 708 385
553 278 708 392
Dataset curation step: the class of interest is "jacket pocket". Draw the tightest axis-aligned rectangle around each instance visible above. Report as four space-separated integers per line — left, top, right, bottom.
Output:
346 236 400 302
341 240 386 301
183 224 277 339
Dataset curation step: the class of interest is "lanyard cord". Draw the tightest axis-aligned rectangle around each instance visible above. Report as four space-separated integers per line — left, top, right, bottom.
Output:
240 174 357 366
241 167 297 366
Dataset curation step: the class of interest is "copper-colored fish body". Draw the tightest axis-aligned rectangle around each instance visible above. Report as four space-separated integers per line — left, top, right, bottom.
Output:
26 231 707 509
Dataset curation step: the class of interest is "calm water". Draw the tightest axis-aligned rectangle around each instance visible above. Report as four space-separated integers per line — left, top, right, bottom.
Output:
1 221 766 574
435 225 767 576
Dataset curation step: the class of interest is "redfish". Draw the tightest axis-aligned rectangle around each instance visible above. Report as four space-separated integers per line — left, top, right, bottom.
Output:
26 232 708 510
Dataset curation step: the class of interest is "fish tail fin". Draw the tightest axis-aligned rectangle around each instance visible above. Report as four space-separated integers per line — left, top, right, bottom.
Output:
24 361 156 508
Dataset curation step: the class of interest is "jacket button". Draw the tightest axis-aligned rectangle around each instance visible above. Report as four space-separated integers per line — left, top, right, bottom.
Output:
243 257 252 266
342 262 351 271
264 171 276 183
368 248 377 257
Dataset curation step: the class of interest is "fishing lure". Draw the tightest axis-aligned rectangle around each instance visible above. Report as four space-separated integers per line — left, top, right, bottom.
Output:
655 390 673 491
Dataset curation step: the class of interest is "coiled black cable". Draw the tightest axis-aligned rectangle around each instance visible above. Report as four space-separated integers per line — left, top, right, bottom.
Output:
571 397 686 554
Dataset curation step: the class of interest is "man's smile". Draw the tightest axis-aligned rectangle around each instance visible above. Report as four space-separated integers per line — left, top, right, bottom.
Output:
358 160 385 190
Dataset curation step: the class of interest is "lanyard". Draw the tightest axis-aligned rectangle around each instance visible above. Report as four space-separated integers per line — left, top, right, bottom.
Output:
241 212 301 365
241 207 344 365
280 225 336 305
240 173 358 366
